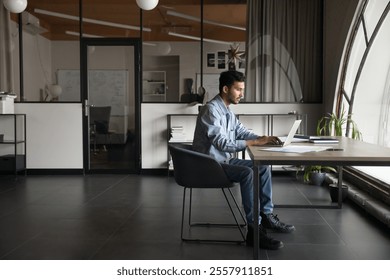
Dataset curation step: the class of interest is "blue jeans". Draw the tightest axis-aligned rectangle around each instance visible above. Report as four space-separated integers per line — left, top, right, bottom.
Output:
221 158 273 224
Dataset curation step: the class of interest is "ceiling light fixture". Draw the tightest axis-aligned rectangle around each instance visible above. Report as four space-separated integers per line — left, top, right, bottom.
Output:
136 0 159 11
66 31 157 47
167 31 231 46
3 0 27 13
166 10 246 31
34 8 151 32
65 31 103 38
142 42 157 46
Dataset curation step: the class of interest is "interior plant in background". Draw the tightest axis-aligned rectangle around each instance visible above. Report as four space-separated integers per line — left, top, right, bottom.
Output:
303 107 362 185
303 106 362 186
316 106 362 140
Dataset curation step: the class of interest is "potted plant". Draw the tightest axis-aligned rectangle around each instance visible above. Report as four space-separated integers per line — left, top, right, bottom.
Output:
316 106 362 140
303 165 337 185
303 106 361 186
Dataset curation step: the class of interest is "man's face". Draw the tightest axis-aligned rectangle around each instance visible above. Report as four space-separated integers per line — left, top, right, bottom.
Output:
223 81 245 105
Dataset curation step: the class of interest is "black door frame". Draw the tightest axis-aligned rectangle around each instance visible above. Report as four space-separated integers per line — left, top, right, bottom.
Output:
80 38 141 174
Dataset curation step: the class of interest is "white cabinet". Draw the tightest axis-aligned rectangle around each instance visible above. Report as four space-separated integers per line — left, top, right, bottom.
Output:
143 71 166 102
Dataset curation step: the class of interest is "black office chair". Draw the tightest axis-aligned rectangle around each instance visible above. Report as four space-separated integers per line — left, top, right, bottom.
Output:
89 106 111 152
168 143 246 244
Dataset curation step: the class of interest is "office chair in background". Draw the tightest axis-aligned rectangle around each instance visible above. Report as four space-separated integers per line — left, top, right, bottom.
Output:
89 106 112 153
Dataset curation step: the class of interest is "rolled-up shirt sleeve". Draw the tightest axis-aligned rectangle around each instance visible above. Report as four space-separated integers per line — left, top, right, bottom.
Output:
235 119 259 141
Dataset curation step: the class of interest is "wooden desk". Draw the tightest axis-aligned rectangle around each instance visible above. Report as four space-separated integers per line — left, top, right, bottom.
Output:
247 137 390 259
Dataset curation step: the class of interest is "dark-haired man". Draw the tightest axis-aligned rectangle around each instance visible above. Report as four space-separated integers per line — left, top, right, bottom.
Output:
193 70 295 250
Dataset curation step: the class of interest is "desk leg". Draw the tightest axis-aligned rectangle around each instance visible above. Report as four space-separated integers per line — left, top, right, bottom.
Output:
253 163 259 259
337 166 343 209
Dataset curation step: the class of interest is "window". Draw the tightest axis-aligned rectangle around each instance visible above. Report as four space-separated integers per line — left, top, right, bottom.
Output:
335 0 390 188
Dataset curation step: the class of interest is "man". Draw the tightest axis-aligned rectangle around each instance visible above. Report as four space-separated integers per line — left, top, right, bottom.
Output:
192 70 295 250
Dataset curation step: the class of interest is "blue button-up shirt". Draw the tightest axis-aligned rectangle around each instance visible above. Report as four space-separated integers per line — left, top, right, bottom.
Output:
193 95 259 163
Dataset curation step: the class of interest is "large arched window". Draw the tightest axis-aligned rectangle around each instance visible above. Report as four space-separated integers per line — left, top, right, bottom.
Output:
335 0 390 187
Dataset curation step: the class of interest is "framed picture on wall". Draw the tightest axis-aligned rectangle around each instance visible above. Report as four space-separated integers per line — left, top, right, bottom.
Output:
217 51 226 69
207 53 215 67
238 52 246 70
239 58 246 70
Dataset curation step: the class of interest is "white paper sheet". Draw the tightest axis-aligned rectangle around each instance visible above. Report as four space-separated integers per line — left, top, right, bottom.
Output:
260 145 332 153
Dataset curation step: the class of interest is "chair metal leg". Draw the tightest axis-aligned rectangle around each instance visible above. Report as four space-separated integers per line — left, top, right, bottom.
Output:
181 187 246 244
227 188 247 227
221 189 246 241
181 188 187 241
188 188 193 226
188 188 246 228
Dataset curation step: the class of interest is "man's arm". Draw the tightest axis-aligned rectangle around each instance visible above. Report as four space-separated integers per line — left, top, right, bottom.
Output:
246 136 282 146
234 116 282 146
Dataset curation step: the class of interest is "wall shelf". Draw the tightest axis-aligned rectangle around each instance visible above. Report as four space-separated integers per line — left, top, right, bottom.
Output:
143 71 166 102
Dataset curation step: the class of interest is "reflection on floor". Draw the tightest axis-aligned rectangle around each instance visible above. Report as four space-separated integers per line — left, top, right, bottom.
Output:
0 173 389 260
90 141 137 170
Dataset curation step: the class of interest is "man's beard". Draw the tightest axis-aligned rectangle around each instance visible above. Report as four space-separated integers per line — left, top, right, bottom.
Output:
229 96 241 104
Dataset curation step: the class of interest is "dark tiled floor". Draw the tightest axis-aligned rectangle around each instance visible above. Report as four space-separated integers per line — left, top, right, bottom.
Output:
0 173 389 260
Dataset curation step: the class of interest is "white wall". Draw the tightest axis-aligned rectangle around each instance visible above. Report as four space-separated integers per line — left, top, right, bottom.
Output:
15 103 83 169
21 32 53 101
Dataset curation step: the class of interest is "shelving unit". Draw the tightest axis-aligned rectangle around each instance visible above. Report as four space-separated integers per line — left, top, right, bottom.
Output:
142 71 166 102
167 114 198 171
0 114 26 174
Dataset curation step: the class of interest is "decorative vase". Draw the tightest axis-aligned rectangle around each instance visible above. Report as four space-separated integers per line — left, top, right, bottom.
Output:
329 183 348 202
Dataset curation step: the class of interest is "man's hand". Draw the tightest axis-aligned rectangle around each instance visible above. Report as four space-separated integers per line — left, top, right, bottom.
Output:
246 136 282 146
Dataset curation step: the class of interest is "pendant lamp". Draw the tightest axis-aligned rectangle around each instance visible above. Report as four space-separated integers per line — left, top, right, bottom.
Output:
3 0 27 13
136 0 159 11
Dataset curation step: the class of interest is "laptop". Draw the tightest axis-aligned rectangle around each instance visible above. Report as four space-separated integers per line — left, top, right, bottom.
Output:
264 120 302 147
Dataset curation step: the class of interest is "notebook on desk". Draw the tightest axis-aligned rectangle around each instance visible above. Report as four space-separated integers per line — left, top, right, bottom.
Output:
294 134 339 144
309 137 339 144
263 120 302 147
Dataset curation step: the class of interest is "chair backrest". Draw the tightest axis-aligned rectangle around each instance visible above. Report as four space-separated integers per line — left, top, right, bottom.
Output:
169 143 234 188
90 106 111 134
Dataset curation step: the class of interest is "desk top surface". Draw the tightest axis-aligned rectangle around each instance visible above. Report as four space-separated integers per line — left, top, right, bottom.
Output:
247 137 390 165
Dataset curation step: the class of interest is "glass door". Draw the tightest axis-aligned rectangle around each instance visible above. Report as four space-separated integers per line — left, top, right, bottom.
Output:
81 38 141 173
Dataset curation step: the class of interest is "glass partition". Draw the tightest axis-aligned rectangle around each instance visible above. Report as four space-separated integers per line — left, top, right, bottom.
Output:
15 0 143 102
142 2 201 102
140 0 247 103
14 0 322 103
200 1 246 102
